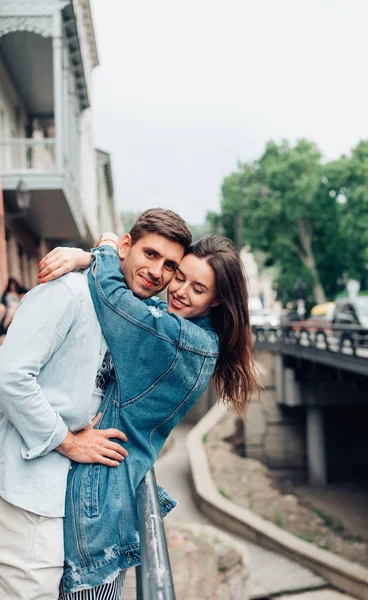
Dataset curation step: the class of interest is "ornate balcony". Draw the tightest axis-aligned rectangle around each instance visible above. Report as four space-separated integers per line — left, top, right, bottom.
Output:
0 1 99 245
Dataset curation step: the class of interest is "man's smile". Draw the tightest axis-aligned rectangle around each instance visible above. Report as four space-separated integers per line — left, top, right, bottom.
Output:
138 274 159 288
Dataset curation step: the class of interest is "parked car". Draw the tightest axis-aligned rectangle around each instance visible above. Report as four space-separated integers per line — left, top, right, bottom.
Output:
331 296 368 353
333 296 368 329
309 302 336 322
250 308 280 328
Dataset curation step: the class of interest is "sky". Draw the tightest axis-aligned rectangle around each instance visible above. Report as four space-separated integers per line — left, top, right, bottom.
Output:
90 0 368 224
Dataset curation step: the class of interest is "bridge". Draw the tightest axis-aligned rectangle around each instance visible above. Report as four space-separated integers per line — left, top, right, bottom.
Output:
253 323 368 376
247 323 368 489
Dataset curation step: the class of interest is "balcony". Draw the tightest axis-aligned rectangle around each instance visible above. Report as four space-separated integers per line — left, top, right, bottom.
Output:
0 1 99 245
0 138 86 241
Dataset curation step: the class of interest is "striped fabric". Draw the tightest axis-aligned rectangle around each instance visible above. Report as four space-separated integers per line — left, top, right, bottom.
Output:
59 570 126 600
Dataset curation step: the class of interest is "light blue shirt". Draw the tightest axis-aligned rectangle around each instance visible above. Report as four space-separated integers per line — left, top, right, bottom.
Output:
0 271 103 517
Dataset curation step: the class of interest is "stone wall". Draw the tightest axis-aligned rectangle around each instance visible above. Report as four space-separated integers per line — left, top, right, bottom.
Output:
244 350 307 482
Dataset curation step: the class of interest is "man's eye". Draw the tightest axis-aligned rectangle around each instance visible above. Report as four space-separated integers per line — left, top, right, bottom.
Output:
166 263 176 271
145 250 155 258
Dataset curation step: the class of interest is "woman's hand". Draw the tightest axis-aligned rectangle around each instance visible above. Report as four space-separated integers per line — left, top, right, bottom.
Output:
94 232 119 248
38 247 92 283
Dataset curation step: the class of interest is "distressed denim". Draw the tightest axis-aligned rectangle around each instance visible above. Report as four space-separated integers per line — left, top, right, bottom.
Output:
62 246 219 592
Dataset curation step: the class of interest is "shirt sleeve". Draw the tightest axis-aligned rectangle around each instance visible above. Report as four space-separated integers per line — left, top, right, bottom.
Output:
0 280 76 459
89 246 183 345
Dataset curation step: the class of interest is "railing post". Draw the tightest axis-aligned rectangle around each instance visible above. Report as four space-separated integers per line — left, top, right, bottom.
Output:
136 468 176 600
135 565 143 600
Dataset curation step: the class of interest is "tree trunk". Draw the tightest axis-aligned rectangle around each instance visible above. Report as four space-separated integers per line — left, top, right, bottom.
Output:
313 281 326 305
297 220 327 305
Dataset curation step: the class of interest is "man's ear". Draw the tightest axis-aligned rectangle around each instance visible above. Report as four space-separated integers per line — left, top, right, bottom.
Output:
118 234 132 260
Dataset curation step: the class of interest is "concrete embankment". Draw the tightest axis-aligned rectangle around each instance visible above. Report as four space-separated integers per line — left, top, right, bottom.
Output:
187 404 368 600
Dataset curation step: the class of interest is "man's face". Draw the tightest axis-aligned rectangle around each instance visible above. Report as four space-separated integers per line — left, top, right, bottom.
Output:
118 233 185 298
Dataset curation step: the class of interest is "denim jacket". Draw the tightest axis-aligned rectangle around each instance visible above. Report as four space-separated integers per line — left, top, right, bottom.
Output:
62 246 219 592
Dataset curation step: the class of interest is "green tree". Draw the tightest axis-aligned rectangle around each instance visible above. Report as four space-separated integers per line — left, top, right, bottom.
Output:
209 140 337 304
324 141 368 292
210 139 368 305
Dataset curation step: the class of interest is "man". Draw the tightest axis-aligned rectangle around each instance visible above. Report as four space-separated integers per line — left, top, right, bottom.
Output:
0 208 192 600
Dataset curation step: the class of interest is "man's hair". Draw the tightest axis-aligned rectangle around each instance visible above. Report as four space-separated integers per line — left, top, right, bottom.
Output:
129 208 192 250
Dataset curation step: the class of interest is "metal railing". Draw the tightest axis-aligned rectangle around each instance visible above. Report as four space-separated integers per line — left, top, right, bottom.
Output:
136 468 176 600
0 138 56 172
252 322 368 357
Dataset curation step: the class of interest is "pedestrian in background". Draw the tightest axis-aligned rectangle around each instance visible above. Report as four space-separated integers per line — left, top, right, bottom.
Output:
1 276 20 308
0 278 29 337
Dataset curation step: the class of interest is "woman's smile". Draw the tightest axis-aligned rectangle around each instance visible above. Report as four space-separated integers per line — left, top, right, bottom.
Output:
170 294 189 309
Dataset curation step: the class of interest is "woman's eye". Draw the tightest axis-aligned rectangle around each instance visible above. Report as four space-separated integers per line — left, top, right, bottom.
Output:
176 276 185 283
194 288 203 295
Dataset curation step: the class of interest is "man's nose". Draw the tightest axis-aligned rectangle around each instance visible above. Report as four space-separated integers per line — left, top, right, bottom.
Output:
148 261 164 280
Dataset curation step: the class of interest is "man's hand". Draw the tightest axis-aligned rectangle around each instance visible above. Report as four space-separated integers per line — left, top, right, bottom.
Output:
56 414 128 467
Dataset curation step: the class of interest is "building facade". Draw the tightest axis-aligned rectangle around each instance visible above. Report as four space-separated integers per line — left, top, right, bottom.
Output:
240 248 278 311
0 0 120 292
96 149 124 237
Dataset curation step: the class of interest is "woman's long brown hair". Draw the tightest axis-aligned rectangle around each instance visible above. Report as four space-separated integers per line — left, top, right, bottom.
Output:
188 235 260 417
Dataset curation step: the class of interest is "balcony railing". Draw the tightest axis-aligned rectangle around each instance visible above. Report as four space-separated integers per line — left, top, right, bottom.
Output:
0 138 56 172
136 468 176 599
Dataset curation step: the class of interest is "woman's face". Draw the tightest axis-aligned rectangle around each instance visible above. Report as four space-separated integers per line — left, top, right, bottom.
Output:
167 254 218 319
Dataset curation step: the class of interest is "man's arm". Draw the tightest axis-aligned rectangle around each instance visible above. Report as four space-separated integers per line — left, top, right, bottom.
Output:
0 280 75 459
0 280 128 466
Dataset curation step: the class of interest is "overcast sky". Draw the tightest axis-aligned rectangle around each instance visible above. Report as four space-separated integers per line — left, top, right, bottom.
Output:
90 0 368 224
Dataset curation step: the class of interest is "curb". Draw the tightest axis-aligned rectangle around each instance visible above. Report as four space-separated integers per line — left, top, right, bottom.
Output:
186 403 368 600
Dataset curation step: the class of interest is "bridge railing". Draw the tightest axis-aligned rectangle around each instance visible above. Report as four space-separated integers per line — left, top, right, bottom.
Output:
252 322 368 357
136 468 176 600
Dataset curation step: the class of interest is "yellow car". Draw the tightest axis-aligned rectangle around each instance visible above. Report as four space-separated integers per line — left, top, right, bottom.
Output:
309 302 336 322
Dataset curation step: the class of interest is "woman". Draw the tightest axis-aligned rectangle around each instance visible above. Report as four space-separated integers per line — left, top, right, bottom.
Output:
40 233 259 598
1 276 20 308
0 277 21 335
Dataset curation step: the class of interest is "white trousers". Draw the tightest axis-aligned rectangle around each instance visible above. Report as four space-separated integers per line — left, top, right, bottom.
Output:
0 495 64 600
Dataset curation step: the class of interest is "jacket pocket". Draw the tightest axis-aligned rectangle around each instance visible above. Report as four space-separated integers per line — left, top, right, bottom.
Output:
85 464 100 518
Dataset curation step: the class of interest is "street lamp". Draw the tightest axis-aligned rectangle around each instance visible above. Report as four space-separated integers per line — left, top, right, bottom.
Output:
15 180 31 211
5 179 31 224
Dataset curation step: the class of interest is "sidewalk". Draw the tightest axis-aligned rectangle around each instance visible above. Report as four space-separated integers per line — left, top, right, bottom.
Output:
155 425 328 599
